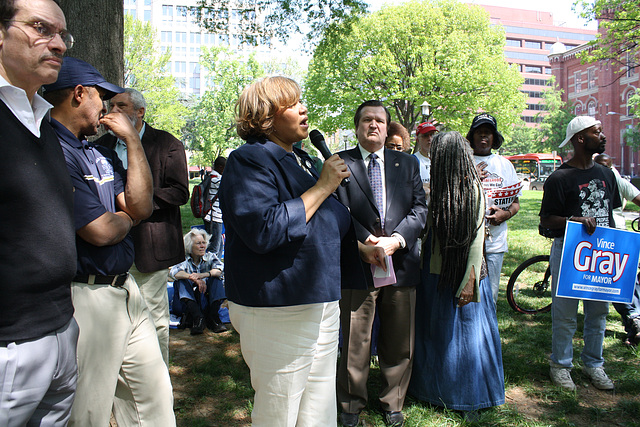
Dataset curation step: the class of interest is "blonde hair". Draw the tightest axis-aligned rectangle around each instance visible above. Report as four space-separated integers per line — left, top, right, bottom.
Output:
235 76 301 140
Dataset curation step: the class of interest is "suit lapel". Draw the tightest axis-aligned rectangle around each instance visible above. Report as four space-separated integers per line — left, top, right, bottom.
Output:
345 147 379 214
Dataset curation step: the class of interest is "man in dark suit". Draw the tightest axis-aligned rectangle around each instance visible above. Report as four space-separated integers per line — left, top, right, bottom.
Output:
336 100 427 427
96 88 189 365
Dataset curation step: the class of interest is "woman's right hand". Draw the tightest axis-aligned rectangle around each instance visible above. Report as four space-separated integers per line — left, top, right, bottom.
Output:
317 154 351 193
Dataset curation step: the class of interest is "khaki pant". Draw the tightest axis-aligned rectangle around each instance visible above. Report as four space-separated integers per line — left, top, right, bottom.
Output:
69 276 175 427
130 265 171 365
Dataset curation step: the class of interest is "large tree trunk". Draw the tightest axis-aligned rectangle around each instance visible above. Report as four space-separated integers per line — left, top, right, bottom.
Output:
58 0 124 86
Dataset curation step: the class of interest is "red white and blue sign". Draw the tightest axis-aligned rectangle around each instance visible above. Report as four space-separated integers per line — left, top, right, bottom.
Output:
556 221 640 303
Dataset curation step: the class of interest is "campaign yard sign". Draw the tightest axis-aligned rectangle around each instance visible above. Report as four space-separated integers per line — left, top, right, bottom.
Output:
556 221 640 303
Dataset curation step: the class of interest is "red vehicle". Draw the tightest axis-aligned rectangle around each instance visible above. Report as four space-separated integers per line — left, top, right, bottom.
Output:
506 153 563 190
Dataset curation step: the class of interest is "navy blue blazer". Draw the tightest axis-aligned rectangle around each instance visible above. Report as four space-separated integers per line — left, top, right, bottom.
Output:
336 147 427 288
219 137 367 307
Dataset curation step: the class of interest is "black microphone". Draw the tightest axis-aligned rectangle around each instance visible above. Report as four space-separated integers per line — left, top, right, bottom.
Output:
309 129 350 186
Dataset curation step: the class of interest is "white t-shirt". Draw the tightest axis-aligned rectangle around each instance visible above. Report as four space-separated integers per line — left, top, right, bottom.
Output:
413 151 430 185
612 167 640 229
474 153 521 253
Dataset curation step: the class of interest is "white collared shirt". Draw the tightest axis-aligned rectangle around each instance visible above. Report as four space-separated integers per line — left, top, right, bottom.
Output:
0 75 52 138
114 122 146 169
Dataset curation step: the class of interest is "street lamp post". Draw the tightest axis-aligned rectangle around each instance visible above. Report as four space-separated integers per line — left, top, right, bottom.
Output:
420 101 431 123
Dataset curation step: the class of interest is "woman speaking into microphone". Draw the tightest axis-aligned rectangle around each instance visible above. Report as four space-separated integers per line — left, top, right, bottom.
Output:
219 76 385 427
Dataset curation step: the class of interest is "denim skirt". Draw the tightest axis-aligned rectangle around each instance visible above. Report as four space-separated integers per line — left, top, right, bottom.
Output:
408 251 505 411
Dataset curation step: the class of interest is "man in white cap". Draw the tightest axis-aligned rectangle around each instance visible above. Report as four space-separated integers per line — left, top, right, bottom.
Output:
539 116 621 391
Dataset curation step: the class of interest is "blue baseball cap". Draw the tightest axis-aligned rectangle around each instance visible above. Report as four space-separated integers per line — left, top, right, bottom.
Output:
43 57 124 100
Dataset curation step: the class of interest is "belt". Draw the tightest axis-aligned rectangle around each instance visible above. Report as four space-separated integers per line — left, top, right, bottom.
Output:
73 273 128 287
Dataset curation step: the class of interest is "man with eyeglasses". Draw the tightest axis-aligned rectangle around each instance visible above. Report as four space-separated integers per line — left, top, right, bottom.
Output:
0 0 78 425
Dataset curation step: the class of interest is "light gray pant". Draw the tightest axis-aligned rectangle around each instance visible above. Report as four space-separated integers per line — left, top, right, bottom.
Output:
0 318 79 427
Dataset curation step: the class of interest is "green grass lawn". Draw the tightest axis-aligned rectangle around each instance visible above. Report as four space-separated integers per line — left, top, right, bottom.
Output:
174 188 640 426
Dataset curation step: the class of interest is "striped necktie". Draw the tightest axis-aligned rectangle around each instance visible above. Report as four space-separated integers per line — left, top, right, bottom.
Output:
367 153 384 226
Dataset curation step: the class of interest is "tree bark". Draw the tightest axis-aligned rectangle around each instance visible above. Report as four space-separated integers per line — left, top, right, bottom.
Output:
58 0 124 86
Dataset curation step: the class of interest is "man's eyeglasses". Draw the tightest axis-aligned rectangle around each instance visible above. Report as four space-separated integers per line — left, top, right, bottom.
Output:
7 20 74 49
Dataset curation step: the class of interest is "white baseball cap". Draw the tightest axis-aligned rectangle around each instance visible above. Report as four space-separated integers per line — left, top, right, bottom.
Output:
559 116 601 148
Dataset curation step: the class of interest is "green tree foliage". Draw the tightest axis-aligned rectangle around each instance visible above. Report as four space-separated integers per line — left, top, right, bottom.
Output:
501 123 540 156
124 15 187 136
191 0 367 46
577 0 639 76
187 47 264 165
304 0 525 135
536 82 574 154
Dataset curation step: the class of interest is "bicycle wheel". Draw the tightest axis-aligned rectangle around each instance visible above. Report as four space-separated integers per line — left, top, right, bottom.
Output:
507 255 552 314
632 216 640 233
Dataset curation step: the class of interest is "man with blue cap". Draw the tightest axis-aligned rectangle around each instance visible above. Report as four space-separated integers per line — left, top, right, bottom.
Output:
43 57 175 426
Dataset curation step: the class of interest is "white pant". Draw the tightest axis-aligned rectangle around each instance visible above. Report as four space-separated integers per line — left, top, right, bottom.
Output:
0 318 78 427
229 301 339 427
69 276 175 427
130 265 171 366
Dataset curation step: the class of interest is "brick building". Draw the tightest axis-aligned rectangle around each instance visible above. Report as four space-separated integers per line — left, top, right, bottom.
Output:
477 4 596 126
549 38 638 176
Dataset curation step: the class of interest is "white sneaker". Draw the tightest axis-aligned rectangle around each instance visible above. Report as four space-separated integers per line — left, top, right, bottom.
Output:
584 366 614 390
550 366 576 391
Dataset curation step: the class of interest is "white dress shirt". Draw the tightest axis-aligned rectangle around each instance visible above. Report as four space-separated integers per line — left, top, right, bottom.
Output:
0 75 52 137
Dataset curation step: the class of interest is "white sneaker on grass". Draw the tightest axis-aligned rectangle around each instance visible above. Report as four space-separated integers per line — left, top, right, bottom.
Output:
550 366 576 391
584 366 614 390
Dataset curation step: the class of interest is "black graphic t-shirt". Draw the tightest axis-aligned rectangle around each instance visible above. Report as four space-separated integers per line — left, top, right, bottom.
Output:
539 162 621 235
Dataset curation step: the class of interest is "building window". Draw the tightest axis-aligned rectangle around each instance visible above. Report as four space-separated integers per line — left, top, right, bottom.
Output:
162 5 173 21
627 52 636 78
574 103 583 115
588 69 596 89
524 78 552 86
125 9 136 18
588 100 596 116
524 65 542 74
161 31 172 43
190 77 201 92
506 38 521 47
143 10 151 21
521 116 544 123
190 32 201 44
144 0 151 4
176 32 187 43
574 71 582 93
526 103 546 111
174 61 186 73
521 90 544 98
545 68 552 75
627 91 636 116
524 40 542 49
176 6 188 21
189 62 200 74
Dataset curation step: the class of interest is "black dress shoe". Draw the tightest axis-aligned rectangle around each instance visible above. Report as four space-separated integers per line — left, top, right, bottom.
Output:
209 322 228 333
190 317 205 335
339 412 360 427
383 411 404 427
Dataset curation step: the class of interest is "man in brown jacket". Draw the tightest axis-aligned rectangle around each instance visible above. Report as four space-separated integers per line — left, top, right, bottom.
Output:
96 88 189 364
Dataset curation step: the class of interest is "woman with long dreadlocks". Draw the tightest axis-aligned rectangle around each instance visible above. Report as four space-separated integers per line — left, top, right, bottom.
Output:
408 131 505 416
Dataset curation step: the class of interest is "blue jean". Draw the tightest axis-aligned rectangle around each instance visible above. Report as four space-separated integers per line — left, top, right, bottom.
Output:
613 280 640 334
485 252 505 308
205 220 223 259
172 277 226 317
549 238 609 368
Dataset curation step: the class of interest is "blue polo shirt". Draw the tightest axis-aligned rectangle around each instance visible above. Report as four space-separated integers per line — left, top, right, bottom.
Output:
51 119 134 275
